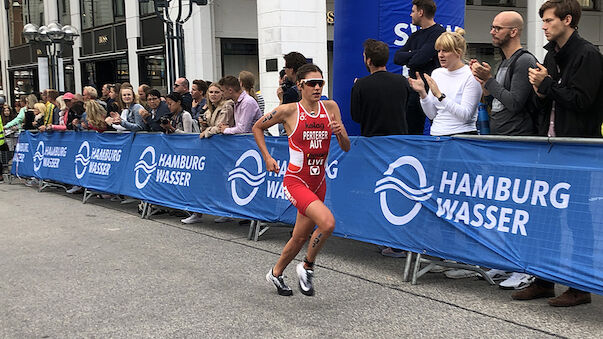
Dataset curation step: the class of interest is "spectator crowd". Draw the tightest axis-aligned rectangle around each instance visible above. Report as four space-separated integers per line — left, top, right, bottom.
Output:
1 0 601 308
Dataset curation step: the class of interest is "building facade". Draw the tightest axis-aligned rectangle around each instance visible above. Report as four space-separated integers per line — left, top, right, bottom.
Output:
0 0 601 112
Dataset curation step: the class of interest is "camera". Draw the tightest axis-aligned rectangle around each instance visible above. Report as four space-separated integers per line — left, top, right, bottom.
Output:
281 78 294 91
160 116 171 125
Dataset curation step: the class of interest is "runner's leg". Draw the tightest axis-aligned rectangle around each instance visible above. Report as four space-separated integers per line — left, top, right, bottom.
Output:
272 211 315 276
303 200 335 265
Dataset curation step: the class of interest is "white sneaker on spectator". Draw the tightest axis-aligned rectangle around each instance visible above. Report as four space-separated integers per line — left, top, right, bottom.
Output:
444 269 480 279
121 198 138 204
214 216 233 223
499 272 534 290
381 247 406 258
181 213 203 224
485 269 511 281
66 185 82 194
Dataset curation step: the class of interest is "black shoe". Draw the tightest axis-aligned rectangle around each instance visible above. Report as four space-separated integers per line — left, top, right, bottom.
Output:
296 262 315 296
266 269 292 296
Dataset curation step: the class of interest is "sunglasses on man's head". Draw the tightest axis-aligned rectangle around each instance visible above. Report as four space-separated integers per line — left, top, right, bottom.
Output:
300 78 325 87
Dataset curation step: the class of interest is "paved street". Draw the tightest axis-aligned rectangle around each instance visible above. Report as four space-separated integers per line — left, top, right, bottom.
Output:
1 182 602 338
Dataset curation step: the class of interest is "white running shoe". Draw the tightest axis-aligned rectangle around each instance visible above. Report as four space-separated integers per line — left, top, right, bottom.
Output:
486 269 511 281
499 272 534 290
296 262 314 296
444 269 480 279
66 185 82 194
266 269 293 296
214 216 233 223
181 213 203 224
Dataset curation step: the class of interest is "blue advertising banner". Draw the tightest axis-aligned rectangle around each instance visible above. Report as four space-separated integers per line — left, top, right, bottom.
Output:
334 0 465 135
12 131 133 193
11 131 603 295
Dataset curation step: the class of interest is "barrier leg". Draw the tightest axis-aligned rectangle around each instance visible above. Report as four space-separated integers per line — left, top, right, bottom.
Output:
411 253 422 285
247 220 256 240
403 251 414 282
82 188 95 204
140 202 149 219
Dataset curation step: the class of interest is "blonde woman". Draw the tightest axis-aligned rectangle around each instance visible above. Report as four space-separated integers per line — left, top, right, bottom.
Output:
409 28 482 136
32 102 47 128
199 83 234 139
83 100 109 132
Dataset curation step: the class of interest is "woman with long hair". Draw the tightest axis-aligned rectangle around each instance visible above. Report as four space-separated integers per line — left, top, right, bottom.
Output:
105 86 146 131
199 83 234 139
83 100 109 132
239 70 265 113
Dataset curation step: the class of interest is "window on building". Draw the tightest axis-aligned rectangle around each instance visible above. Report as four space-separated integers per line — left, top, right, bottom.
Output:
80 0 126 29
7 0 45 47
580 0 601 10
221 39 260 89
467 43 503 74
139 54 167 95
140 0 157 16
466 0 516 5
58 0 71 25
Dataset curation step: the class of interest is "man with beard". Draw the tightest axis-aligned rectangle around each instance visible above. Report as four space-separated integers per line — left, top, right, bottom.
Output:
351 39 409 137
394 0 445 135
471 11 537 136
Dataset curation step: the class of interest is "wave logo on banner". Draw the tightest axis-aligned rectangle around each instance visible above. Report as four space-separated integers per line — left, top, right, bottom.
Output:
33 141 45 172
228 149 266 206
135 146 157 189
375 156 434 225
75 141 91 179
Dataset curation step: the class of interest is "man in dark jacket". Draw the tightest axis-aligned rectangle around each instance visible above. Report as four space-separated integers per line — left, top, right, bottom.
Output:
513 0 603 308
529 1 603 138
140 89 170 132
394 0 445 135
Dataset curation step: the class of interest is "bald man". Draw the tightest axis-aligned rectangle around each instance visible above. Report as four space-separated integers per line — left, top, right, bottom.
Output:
471 11 538 136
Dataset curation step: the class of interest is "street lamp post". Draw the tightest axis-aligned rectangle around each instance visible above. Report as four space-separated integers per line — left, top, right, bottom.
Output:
140 0 208 88
22 22 79 91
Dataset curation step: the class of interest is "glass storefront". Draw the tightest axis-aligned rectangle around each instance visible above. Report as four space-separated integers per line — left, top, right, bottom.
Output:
81 0 125 29
7 0 45 48
10 70 38 98
81 58 129 89
139 54 167 95
58 0 71 25
221 39 260 87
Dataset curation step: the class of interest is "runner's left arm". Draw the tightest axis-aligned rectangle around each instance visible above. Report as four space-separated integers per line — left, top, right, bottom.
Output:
325 101 350 152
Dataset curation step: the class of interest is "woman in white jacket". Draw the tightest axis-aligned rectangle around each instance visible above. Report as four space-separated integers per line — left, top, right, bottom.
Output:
409 28 482 136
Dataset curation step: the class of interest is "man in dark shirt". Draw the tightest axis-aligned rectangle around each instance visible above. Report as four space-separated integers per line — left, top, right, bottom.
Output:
351 39 409 137
513 0 603 308
351 39 410 258
173 77 193 114
394 0 445 135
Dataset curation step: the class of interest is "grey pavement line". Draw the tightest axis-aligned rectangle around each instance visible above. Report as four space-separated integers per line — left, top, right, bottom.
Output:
59 192 564 338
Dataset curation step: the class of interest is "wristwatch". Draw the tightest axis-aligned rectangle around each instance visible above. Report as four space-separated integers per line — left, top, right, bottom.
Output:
437 93 446 102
